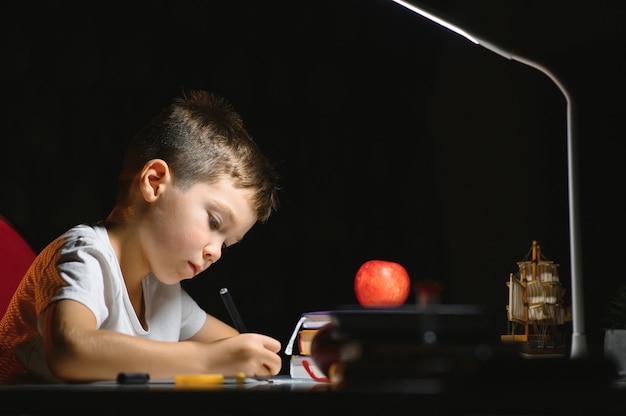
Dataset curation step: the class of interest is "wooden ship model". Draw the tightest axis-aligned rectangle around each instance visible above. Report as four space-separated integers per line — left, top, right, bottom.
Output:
501 240 572 355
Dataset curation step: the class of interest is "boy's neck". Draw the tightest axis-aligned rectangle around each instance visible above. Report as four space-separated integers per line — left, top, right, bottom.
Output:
104 221 149 290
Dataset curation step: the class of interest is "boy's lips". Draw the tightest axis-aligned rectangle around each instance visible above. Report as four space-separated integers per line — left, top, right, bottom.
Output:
188 262 200 276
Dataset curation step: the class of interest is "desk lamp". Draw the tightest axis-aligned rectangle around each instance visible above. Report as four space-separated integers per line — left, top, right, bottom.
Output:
390 0 586 358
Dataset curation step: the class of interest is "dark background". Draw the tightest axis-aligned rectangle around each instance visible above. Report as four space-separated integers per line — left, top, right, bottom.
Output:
1 0 625 371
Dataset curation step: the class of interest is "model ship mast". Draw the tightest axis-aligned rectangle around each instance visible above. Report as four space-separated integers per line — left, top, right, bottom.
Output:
501 241 572 355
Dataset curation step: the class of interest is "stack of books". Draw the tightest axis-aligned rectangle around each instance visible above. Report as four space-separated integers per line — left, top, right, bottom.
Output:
327 305 499 391
284 311 332 382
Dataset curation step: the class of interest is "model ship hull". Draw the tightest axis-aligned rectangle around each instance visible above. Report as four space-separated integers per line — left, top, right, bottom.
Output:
501 241 572 356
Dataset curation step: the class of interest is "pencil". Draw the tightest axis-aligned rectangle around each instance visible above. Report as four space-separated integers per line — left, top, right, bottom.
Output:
219 287 248 332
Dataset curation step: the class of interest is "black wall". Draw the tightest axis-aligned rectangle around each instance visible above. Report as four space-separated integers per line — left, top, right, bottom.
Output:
2 0 625 369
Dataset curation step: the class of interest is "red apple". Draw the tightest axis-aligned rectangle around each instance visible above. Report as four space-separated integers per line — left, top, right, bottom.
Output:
354 259 410 307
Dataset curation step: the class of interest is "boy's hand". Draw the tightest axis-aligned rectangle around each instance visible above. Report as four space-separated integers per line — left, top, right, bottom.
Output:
203 333 282 377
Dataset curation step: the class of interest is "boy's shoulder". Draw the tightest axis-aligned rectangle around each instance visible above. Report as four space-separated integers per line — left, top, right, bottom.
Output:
61 222 106 240
50 222 111 253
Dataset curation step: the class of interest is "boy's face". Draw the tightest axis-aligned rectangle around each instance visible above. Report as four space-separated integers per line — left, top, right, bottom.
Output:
140 177 257 284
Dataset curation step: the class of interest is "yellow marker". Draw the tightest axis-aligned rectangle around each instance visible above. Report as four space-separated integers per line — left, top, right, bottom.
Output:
174 374 224 386
174 372 247 387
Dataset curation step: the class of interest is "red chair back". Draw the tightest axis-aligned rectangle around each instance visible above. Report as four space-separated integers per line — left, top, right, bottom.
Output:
0 216 36 316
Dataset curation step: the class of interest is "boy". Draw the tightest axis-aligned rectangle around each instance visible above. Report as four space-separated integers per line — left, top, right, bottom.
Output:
0 90 282 383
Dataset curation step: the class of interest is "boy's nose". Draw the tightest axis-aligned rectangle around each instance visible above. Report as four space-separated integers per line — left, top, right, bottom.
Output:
203 241 222 263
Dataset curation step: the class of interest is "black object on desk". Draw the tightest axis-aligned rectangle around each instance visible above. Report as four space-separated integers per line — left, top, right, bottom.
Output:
327 304 618 394
116 372 150 384
327 304 499 391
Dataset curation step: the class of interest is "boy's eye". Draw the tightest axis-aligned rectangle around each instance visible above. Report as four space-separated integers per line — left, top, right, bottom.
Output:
209 215 220 229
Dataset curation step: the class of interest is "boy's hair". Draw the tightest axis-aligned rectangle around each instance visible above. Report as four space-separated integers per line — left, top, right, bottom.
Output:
116 90 279 222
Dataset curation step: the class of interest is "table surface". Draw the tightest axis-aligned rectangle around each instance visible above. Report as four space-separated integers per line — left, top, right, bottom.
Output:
2 369 626 415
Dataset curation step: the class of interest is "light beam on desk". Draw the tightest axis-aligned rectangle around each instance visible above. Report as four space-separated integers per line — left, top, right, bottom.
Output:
390 0 586 358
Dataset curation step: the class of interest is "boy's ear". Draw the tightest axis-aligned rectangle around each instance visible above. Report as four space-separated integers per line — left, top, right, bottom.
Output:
139 159 171 202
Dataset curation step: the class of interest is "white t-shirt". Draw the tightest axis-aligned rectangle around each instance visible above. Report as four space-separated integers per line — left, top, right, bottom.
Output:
0 223 207 383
